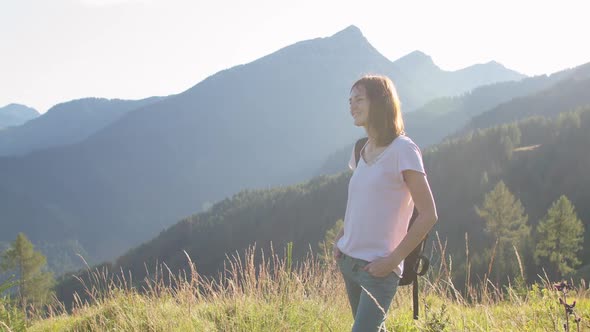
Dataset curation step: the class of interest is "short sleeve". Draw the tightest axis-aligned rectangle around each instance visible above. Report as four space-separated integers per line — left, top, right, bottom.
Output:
398 139 425 175
348 146 357 171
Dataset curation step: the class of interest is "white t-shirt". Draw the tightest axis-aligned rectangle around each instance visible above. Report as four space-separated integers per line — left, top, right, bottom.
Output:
336 135 425 277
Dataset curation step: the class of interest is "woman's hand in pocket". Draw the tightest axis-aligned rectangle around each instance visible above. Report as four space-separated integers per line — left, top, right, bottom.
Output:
363 256 398 277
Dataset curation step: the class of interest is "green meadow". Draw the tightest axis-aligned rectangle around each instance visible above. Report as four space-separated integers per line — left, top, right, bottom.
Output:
4 245 587 332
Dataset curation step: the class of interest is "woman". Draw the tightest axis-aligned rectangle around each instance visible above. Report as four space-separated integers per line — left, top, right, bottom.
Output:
333 75 438 331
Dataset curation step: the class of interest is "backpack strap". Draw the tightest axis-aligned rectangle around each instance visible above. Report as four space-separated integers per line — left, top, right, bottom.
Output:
413 276 419 320
354 137 369 167
407 185 428 320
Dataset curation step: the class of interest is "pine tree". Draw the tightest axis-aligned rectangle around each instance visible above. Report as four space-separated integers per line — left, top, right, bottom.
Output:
476 181 530 283
0 233 54 310
535 195 584 279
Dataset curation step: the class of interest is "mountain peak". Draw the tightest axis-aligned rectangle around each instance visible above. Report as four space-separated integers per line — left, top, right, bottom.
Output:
0 103 39 115
330 25 364 39
321 25 384 61
476 60 507 69
456 60 526 81
393 50 437 71
399 50 433 62
0 103 39 128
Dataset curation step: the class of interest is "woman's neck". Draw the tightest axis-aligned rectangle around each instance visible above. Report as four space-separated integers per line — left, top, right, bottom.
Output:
365 129 380 148
365 127 377 141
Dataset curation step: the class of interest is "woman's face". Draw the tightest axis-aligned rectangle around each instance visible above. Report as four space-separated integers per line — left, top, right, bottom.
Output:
349 85 370 127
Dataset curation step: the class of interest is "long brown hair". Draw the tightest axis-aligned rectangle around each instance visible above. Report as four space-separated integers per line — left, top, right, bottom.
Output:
351 75 404 146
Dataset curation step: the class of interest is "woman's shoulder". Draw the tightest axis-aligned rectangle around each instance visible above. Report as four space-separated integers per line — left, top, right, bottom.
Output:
391 135 419 150
385 135 422 161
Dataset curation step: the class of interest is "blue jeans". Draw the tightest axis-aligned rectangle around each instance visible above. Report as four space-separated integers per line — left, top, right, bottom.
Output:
337 253 400 332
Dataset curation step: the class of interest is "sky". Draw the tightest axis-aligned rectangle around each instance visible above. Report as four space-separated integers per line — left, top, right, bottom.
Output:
1 0 589 114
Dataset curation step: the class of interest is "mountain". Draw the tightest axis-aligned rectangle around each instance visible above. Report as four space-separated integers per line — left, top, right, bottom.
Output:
404 78 547 148
453 60 524 92
401 62 583 147
0 97 164 156
0 104 39 128
459 62 590 134
0 25 525 263
392 53 525 109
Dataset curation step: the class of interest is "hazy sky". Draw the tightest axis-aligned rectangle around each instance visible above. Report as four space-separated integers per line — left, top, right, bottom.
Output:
2 0 589 113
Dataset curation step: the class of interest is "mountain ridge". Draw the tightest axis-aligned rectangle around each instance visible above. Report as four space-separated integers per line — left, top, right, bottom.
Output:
0 97 165 156
0 25 530 263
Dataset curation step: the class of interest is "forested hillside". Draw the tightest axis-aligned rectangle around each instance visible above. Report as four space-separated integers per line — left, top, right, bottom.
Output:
56 106 590 305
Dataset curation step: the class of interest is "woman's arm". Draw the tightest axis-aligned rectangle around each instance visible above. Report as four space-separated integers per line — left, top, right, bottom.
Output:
364 169 438 277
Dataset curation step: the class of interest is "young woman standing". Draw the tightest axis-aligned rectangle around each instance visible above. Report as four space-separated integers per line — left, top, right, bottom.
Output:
334 75 438 331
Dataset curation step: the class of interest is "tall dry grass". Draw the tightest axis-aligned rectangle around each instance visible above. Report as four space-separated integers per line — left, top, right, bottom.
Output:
11 236 590 331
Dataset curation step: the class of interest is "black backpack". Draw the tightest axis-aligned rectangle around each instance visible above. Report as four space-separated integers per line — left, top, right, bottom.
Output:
354 137 430 320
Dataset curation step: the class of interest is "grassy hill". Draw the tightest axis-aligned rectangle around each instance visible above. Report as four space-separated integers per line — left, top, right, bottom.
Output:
13 247 590 331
